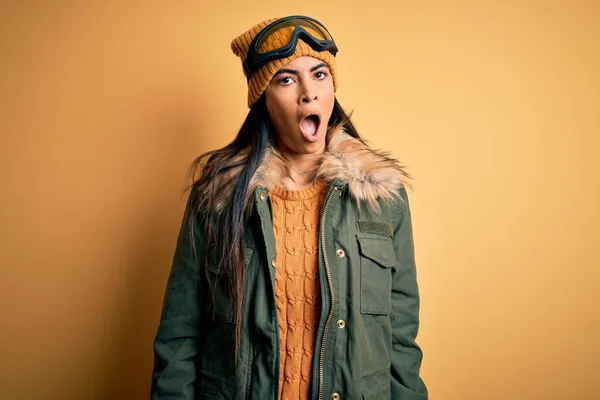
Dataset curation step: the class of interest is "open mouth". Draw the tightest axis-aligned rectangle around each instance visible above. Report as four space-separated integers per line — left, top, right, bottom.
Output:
300 114 321 137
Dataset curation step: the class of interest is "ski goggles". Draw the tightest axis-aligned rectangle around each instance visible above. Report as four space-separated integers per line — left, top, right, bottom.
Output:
243 15 338 80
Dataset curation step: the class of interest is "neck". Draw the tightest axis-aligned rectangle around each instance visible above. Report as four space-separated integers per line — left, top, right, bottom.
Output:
284 157 322 189
278 148 325 190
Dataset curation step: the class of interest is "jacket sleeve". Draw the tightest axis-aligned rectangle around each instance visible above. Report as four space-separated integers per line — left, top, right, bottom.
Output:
151 191 203 399
390 186 428 399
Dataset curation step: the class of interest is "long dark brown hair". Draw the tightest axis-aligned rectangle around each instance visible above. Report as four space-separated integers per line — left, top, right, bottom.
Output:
184 94 361 359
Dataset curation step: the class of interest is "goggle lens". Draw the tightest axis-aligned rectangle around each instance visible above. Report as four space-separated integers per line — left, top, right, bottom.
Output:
256 18 333 54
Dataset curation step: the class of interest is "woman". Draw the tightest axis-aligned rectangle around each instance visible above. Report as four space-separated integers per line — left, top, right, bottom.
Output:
151 15 428 400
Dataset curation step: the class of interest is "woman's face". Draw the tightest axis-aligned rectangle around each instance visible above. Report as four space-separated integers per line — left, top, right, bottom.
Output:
264 56 335 156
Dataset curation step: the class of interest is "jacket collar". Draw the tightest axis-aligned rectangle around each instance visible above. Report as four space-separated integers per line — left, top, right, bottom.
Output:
248 125 411 209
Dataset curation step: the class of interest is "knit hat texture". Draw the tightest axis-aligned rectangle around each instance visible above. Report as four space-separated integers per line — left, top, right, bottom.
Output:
231 17 338 108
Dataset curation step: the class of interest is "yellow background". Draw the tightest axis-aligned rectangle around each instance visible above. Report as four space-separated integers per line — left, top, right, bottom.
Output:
1 1 598 399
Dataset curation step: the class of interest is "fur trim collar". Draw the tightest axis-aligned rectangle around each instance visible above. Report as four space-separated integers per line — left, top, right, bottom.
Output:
248 125 411 208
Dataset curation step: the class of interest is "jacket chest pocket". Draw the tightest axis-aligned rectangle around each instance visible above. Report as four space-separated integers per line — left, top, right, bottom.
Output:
357 235 396 315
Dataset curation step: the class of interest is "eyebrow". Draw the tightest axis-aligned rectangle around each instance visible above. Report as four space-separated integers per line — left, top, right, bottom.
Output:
273 62 329 77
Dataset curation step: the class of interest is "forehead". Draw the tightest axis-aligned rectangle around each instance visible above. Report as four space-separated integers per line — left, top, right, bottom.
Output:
282 56 329 69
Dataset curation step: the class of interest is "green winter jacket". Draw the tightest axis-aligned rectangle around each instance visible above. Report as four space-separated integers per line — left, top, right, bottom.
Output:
151 127 428 400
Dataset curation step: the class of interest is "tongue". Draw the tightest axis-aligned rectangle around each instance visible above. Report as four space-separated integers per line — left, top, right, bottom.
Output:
300 117 318 137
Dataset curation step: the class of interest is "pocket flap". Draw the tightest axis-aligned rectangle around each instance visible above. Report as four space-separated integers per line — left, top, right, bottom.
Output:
358 220 394 237
357 235 396 268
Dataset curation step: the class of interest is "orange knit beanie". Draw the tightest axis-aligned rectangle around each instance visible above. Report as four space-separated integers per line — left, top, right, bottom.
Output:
231 16 339 108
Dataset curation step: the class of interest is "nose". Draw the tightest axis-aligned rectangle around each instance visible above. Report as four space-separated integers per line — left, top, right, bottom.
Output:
299 81 317 104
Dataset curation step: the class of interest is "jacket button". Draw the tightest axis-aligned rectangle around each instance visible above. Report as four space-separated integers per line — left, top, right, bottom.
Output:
336 249 345 258
259 193 266 202
271 260 276 268
331 393 340 400
337 319 345 329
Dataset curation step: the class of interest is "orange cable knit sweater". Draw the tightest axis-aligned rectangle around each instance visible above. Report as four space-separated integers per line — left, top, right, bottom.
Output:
270 180 328 400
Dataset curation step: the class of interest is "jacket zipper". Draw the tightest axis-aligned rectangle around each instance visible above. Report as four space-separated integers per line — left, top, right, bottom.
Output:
318 185 338 400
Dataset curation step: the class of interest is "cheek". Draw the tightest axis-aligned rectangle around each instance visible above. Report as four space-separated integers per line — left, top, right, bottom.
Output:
273 106 294 128
274 101 295 122
266 97 296 133
320 83 335 104
322 89 335 119
266 96 282 120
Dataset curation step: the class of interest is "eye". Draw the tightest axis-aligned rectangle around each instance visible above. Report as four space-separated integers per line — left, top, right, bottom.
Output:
279 76 294 85
315 70 328 79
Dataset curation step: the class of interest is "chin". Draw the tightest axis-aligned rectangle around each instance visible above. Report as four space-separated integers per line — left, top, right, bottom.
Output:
300 139 326 154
